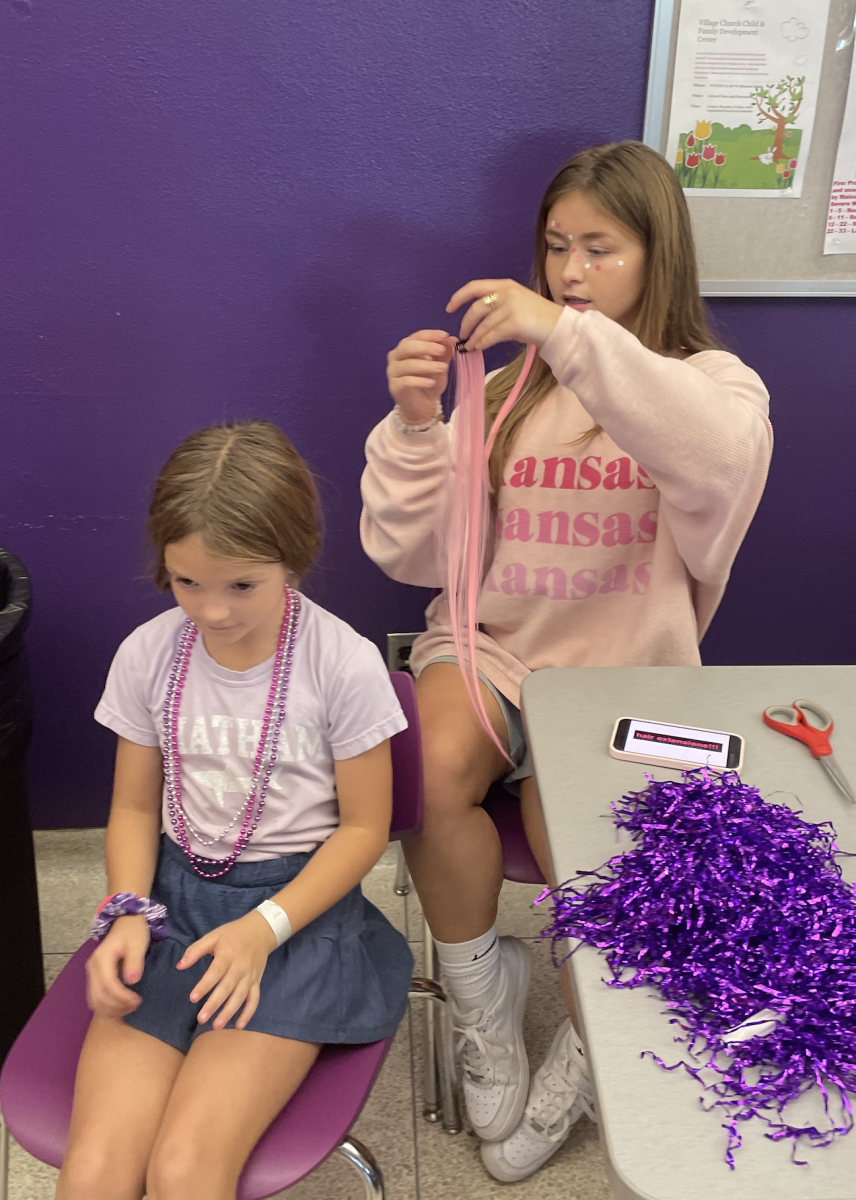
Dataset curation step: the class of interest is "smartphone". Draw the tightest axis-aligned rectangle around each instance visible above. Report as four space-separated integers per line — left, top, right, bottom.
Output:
609 717 744 772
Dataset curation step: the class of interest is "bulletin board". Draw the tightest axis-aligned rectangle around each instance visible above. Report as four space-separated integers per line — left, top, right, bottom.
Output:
643 0 856 296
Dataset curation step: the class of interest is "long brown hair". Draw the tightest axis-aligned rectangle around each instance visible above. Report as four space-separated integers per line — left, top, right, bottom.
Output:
148 420 321 588
485 140 720 491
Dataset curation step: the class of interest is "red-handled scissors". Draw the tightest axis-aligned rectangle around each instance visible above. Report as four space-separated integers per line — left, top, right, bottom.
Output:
763 699 855 804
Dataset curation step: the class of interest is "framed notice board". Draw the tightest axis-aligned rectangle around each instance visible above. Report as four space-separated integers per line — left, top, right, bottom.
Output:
643 0 856 296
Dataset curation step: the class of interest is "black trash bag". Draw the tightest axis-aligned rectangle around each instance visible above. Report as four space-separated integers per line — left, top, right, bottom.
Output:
0 547 45 1067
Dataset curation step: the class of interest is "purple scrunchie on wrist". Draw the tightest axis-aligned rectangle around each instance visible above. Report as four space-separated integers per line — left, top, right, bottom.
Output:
91 892 171 942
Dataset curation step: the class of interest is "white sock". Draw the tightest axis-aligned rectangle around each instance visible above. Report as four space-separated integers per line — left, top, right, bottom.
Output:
434 926 501 1005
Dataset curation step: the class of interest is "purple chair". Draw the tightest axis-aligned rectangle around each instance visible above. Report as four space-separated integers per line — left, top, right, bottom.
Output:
482 782 547 886
0 671 440 1200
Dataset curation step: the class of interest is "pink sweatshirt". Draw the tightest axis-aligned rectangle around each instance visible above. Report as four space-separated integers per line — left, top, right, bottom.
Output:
360 306 772 707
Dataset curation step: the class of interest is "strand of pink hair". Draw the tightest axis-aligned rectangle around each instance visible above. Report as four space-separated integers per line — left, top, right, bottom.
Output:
445 343 537 764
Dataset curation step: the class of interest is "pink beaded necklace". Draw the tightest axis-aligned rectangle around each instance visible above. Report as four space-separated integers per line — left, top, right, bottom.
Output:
162 587 300 878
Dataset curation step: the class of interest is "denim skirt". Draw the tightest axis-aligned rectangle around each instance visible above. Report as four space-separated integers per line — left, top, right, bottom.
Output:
124 835 413 1053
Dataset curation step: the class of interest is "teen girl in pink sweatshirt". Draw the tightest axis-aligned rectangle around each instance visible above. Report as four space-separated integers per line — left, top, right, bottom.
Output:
361 141 772 1183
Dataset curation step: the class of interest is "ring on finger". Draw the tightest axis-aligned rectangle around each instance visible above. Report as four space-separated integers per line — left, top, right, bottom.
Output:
482 292 500 310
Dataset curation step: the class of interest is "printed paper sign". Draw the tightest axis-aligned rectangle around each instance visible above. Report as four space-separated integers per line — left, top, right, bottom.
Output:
666 0 831 197
824 52 856 253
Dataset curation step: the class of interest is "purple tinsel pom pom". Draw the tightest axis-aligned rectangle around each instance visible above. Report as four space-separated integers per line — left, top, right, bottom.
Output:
540 772 856 1166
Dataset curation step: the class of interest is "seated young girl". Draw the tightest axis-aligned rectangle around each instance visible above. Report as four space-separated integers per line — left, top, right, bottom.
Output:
57 420 412 1200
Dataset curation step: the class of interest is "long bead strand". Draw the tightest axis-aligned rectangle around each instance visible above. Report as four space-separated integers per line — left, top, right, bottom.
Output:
162 587 300 878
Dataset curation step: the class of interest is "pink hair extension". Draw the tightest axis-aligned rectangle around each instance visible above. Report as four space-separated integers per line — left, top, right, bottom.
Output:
445 343 538 761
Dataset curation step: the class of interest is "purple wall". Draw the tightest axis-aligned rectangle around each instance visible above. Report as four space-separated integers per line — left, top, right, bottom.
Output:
1 1 852 828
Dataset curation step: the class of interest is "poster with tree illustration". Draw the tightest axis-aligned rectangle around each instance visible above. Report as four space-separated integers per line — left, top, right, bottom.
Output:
665 0 830 199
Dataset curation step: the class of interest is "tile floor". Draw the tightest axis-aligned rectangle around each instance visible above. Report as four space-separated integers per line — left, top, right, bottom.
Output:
6 831 612 1200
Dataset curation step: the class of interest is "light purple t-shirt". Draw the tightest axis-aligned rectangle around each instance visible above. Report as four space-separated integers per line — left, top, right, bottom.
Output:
95 594 407 860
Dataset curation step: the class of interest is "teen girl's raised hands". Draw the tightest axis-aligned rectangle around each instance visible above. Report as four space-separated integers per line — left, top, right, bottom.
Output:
386 330 456 425
385 292 559 424
447 279 562 354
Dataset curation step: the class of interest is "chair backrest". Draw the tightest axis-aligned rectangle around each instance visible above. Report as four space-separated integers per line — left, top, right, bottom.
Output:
388 671 423 841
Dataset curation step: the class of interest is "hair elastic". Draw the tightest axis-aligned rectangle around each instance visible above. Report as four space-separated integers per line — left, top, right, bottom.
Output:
91 892 170 942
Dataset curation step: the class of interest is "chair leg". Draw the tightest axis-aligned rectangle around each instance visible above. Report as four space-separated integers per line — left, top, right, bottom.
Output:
0 1112 10 1200
393 843 411 896
337 1136 385 1200
435 980 461 1135
421 918 439 1123
408 919 463 1135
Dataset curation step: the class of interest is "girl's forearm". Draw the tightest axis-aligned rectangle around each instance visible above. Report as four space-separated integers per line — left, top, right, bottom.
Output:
360 413 451 587
104 806 162 896
269 824 387 935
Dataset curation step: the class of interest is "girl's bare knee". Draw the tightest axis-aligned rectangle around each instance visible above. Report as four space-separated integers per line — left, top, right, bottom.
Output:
147 1132 240 1200
421 729 480 800
58 1143 142 1200
414 729 505 847
145 1137 210 1200
417 666 507 774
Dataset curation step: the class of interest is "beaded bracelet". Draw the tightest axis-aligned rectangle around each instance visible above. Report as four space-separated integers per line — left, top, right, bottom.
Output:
392 401 442 434
91 892 171 942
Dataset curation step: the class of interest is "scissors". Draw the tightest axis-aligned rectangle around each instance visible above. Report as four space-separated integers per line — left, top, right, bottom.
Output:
763 699 856 805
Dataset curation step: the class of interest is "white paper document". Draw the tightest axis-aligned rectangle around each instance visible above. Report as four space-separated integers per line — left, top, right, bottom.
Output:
666 0 831 198
824 52 856 253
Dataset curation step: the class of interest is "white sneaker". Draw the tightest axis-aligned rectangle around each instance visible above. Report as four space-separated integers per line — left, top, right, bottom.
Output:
450 936 532 1141
480 1018 596 1182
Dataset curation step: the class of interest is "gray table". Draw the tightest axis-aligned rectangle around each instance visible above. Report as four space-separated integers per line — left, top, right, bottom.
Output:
521 666 856 1200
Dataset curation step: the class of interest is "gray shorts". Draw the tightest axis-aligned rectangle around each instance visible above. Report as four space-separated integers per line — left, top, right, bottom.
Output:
423 656 533 795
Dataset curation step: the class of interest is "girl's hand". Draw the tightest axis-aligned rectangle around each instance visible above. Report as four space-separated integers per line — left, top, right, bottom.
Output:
85 914 150 1019
177 911 277 1031
447 279 563 352
386 330 456 425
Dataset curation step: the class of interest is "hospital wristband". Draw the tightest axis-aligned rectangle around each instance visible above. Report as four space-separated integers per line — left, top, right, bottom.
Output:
255 899 292 948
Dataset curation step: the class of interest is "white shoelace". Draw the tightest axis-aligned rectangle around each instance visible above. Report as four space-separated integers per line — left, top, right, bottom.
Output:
454 1011 513 1087
525 1046 596 1141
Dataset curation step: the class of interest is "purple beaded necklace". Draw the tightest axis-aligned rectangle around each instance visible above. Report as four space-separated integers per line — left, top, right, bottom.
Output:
162 586 300 879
